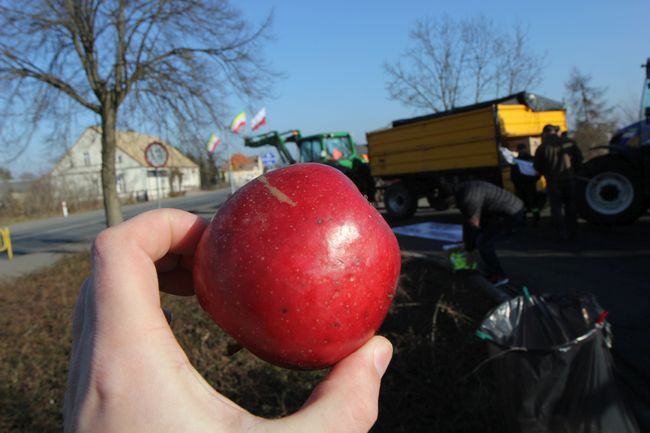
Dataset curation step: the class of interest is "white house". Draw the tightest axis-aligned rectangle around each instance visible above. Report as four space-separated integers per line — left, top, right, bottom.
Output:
223 154 264 190
50 126 200 201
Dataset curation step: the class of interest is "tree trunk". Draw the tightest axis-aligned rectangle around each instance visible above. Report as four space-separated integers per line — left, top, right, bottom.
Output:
100 102 123 226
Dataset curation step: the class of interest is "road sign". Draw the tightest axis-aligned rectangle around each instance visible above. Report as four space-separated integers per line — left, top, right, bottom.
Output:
145 142 169 168
261 151 277 167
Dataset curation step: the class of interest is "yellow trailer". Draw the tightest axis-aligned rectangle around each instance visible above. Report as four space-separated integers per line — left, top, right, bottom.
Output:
366 92 567 219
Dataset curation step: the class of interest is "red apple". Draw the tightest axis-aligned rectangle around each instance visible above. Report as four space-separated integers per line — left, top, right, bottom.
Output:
193 163 401 369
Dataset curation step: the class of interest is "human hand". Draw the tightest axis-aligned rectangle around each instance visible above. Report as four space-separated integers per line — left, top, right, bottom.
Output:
64 209 393 433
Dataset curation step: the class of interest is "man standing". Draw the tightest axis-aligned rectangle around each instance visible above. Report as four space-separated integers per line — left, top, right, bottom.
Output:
511 143 543 226
533 125 583 240
452 180 524 287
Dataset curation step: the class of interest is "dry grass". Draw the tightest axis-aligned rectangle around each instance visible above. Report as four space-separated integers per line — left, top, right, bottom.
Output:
0 253 90 432
0 253 504 432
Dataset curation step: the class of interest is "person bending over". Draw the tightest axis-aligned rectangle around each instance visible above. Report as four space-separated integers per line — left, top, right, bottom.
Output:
452 180 524 287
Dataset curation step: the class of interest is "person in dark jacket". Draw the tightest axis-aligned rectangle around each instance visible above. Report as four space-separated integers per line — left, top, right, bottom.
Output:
533 125 583 240
511 143 544 226
452 180 524 287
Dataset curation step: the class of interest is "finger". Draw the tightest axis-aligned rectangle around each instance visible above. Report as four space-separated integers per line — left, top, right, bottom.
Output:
91 209 207 333
265 336 393 433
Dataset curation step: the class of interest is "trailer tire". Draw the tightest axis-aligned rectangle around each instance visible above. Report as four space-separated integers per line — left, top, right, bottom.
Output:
576 156 645 225
384 183 417 221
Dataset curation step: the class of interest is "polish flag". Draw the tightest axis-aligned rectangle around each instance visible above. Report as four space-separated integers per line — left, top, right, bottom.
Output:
251 107 267 131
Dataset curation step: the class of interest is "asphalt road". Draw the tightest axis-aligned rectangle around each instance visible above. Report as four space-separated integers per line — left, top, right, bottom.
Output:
0 189 229 279
393 206 650 430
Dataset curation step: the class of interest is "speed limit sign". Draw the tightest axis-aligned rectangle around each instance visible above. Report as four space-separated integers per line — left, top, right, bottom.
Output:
145 142 169 168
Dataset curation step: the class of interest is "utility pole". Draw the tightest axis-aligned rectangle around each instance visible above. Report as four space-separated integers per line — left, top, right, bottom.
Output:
226 139 235 195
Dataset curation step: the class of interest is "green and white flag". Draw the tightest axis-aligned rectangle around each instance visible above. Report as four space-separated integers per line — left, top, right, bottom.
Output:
206 133 220 153
230 111 246 134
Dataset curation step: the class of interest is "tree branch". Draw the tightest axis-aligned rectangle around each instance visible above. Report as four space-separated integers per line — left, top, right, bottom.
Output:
1 50 100 112
63 0 105 102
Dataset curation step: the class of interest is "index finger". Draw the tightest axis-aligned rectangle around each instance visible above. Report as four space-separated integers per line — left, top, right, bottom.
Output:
91 208 208 333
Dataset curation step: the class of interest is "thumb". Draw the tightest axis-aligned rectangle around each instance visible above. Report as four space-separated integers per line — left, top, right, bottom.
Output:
265 336 393 433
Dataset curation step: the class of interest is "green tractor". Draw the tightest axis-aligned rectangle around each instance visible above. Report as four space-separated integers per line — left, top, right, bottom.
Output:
244 130 375 198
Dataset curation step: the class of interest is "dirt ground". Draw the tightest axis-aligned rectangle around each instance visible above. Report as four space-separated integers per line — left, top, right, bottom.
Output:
0 252 504 433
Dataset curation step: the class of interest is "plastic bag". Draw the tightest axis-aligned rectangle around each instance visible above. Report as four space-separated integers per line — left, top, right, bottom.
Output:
477 293 639 433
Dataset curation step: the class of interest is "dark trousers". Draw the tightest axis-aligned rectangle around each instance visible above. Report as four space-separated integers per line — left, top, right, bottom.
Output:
547 179 577 238
514 180 544 225
476 210 524 276
514 180 537 211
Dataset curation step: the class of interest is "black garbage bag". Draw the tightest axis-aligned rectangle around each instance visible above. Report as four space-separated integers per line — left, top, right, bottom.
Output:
477 292 639 433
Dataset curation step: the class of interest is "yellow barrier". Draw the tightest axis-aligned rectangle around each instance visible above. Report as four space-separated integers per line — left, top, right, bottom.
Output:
0 227 12 260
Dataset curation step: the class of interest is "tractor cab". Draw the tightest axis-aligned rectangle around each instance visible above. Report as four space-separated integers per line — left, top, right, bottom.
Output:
245 130 364 168
609 120 650 147
296 132 361 169
244 129 374 198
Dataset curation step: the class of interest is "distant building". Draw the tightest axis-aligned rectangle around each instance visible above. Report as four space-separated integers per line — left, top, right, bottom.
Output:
222 153 264 190
50 126 200 201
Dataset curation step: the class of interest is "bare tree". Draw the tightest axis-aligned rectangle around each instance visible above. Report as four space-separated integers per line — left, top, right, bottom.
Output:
384 17 466 112
494 26 545 96
565 68 611 124
461 15 496 103
384 16 545 113
0 0 276 226
564 67 617 150
0 167 10 181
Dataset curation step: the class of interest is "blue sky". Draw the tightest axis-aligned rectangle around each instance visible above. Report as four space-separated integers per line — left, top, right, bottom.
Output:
11 0 650 175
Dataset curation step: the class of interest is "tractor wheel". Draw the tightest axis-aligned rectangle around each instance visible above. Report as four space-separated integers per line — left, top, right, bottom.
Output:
576 157 645 225
384 183 418 221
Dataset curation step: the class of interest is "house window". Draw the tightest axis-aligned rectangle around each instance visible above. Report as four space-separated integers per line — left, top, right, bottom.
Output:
69 159 74 168
83 152 91 166
147 169 168 177
116 174 126 193
117 155 123 164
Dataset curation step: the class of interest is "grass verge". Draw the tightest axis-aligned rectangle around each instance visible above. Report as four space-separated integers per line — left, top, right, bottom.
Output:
0 252 504 432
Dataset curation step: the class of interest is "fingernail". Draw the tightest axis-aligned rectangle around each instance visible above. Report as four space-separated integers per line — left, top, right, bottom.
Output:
373 340 392 378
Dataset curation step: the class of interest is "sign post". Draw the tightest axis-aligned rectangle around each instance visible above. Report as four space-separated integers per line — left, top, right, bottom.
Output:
144 142 169 208
261 151 277 168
